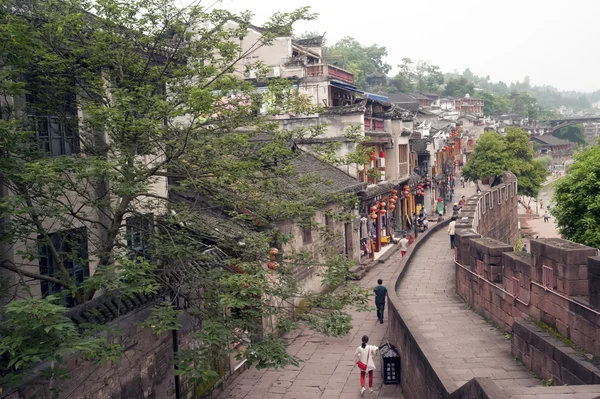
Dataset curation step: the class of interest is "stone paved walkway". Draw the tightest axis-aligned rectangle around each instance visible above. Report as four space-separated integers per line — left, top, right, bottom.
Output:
218 257 404 399
395 228 541 393
217 184 496 399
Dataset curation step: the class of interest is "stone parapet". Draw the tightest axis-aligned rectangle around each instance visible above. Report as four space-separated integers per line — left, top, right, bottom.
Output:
455 172 519 246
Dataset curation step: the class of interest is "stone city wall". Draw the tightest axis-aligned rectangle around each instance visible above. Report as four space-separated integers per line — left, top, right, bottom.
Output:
1 292 245 399
456 172 519 245
455 233 600 359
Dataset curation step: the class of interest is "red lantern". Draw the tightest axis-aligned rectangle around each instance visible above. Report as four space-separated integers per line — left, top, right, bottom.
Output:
389 204 396 211
370 213 377 220
379 209 386 215
393 195 398 201
370 206 378 213
267 261 279 271
379 151 385 158
392 189 398 195
380 202 386 208
269 248 279 257
389 198 396 204
370 152 376 161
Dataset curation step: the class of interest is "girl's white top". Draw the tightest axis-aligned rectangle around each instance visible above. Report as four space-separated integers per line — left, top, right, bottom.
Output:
354 344 378 372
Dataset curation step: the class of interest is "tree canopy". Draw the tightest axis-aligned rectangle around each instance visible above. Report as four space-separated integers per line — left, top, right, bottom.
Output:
392 58 444 93
553 146 600 247
553 124 586 145
0 0 371 390
326 37 391 90
443 76 475 97
463 128 548 196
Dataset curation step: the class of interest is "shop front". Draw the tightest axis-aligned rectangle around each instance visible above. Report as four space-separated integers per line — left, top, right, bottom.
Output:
358 184 399 260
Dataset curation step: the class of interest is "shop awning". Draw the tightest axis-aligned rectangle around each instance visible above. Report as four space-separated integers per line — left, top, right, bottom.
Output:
365 92 389 102
329 80 363 94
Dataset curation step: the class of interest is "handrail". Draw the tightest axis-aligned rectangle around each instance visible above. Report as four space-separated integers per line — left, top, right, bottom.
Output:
454 257 600 317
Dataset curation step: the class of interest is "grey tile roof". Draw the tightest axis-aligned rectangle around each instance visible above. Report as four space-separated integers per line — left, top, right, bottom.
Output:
530 135 572 146
386 93 417 103
411 139 429 155
289 151 366 195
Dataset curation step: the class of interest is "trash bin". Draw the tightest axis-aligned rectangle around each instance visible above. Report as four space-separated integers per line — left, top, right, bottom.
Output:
379 343 400 384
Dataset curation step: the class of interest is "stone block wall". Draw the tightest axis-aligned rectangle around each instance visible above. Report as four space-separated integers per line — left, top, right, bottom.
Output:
511 318 600 386
1 298 244 399
455 232 600 359
3 304 180 399
456 172 519 245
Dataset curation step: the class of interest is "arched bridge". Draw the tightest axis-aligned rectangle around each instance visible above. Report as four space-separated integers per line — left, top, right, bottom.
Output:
549 116 600 132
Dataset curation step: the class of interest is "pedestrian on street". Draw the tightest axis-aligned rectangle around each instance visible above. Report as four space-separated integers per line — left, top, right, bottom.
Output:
458 195 466 208
448 216 457 249
399 234 409 257
540 199 543 209
460 175 465 188
543 210 549 223
373 279 387 324
436 197 444 216
452 202 460 217
354 335 379 396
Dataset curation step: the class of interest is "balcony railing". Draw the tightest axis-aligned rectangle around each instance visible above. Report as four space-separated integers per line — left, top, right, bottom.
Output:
306 64 354 84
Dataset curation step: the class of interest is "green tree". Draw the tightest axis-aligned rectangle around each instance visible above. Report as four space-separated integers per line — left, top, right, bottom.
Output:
553 124 586 145
392 58 443 93
326 37 391 89
462 131 507 185
553 145 600 247
443 76 475 97
479 91 511 115
0 0 370 389
463 128 547 196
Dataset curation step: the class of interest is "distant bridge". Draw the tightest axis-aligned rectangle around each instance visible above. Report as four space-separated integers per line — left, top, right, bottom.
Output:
549 116 600 132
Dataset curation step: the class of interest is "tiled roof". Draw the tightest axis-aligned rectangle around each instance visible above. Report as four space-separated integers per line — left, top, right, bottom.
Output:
293 36 324 47
289 151 366 195
322 99 367 115
66 247 227 325
411 139 429 155
530 135 572 146
409 92 429 100
386 93 417 103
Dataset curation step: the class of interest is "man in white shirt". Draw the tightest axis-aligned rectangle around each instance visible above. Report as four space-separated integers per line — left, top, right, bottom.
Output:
448 216 457 249
399 234 409 257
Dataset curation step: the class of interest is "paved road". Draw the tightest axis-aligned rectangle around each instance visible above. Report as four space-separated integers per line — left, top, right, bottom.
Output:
395 228 540 393
218 257 404 399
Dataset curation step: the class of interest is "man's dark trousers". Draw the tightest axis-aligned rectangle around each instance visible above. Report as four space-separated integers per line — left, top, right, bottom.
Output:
376 301 385 322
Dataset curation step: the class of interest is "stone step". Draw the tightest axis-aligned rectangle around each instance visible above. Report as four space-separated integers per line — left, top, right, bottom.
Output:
349 265 365 280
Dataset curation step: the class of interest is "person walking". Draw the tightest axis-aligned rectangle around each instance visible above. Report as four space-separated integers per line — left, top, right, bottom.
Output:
354 335 379 396
543 210 549 223
399 234 409 257
458 195 466 208
460 175 465 188
373 279 387 324
448 216 457 249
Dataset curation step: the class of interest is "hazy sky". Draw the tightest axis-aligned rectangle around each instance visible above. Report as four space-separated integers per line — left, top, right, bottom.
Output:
211 0 599 93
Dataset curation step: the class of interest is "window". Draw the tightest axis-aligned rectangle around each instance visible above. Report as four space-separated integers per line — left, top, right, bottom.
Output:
398 144 408 163
29 116 79 156
325 214 333 229
126 214 154 260
302 226 312 245
26 81 80 156
39 227 89 307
